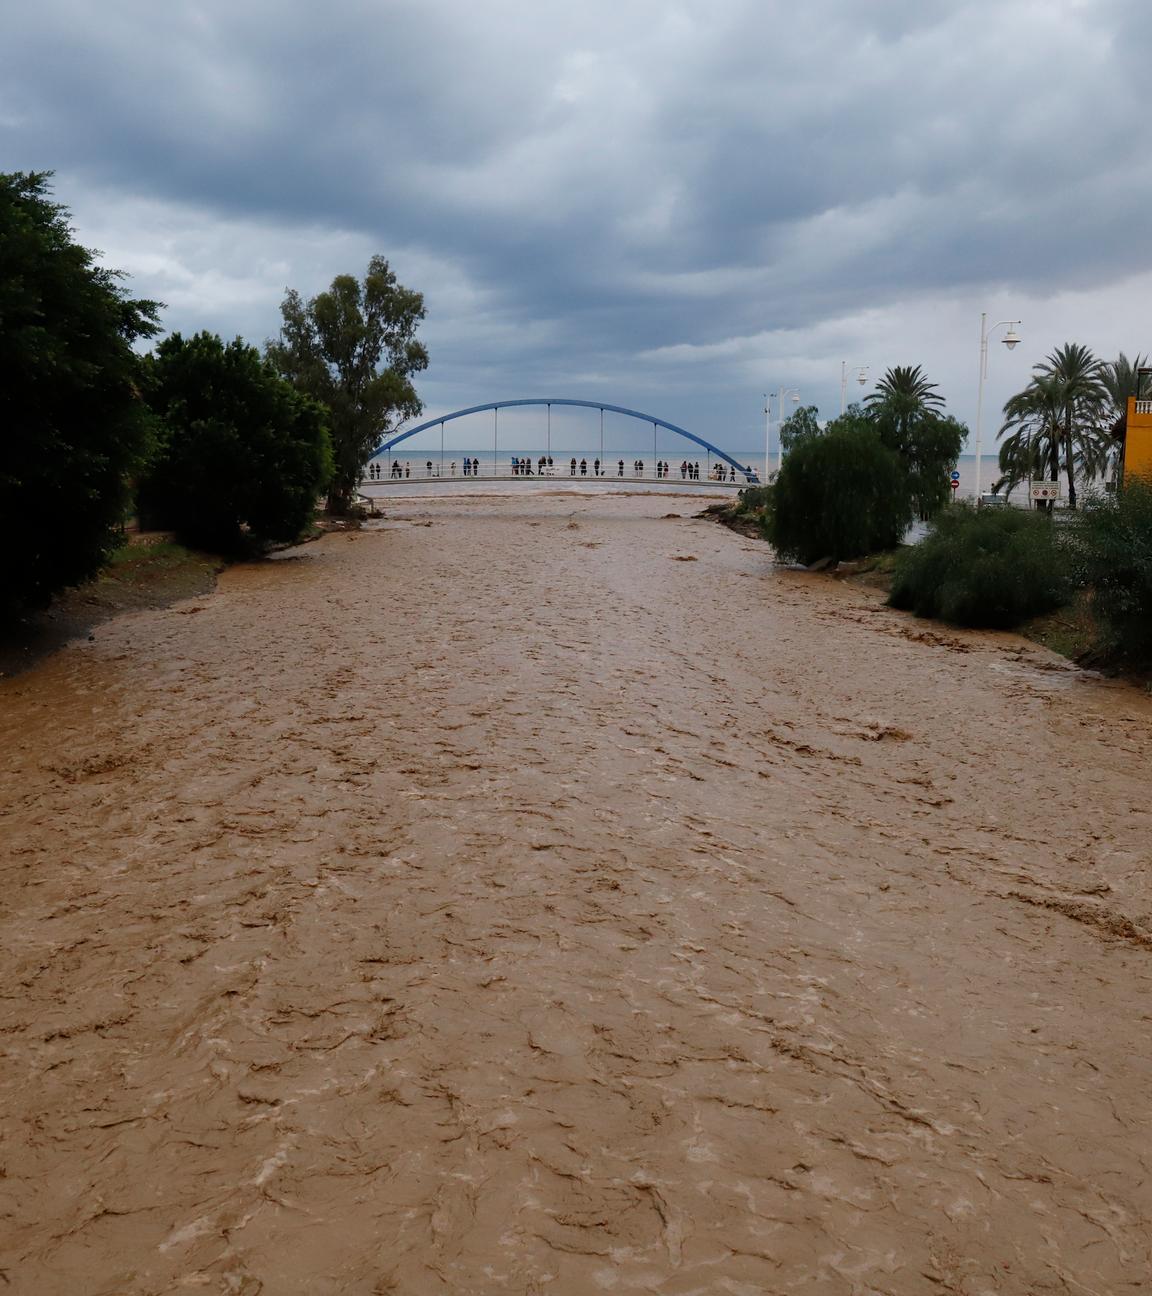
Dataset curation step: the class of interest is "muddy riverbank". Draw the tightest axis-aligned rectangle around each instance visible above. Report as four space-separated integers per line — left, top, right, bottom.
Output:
2 493 1150 1293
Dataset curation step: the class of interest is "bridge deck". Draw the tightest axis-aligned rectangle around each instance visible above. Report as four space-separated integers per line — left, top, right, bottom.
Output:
363 473 745 489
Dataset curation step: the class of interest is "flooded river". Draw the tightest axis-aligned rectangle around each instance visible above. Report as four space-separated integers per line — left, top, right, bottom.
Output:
2 493 1151 1294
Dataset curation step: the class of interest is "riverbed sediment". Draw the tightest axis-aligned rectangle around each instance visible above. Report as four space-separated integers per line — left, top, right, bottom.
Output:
2 493 1150 1294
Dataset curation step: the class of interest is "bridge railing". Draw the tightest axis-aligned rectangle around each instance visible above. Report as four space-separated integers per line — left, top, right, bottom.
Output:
363 460 749 485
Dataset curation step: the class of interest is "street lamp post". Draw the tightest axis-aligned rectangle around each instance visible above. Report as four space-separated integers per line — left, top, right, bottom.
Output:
772 388 800 475
974 313 1021 504
840 362 869 415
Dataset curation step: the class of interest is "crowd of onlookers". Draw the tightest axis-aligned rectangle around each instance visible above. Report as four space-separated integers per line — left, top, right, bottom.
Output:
367 457 743 481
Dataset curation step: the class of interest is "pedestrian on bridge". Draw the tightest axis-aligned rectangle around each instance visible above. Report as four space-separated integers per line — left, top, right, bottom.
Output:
472 458 479 476
426 461 433 477
570 457 577 475
580 459 587 476
594 458 601 477
618 459 625 477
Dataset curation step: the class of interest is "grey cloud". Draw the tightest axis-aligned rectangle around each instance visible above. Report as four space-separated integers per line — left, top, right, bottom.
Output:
4 0 1151 438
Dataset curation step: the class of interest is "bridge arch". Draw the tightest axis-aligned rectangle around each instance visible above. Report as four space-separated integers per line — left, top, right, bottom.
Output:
371 399 758 483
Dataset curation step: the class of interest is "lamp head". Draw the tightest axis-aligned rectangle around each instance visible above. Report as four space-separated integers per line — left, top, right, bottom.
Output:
856 367 868 386
1002 324 1021 351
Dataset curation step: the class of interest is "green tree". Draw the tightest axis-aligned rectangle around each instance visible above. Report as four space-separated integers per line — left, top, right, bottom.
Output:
1100 351 1149 480
140 332 332 552
1071 480 1152 665
863 368 963 519
888 505 1069 628
0 171 160 613
779 404 821 451
997 374 1064 506
267 257 428 514
865 364 944 426
1002 344 1107 510
769 428 912 565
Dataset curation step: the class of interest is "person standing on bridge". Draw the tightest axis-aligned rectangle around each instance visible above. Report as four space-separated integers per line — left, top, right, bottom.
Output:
405 463 411 478
472 458 478 476
570 457 577 476
593 458 600 477
580 458 587 476
426 460 433 477
618 459 625 477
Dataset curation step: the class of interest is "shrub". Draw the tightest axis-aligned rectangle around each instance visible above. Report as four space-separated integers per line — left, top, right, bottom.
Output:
1 171 160 613
769 429 912 565
1071 480 1152 664
139 332 332 553
888 503 1070 628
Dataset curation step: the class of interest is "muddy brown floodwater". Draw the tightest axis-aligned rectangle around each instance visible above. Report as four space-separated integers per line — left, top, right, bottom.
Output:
2 493 1152 1295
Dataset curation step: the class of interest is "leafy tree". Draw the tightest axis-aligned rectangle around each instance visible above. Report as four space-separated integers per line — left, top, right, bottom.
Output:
769 428 912 565
0 171 160 612
1071 480 1152 665
267 257 428 514
140 332 332 552
888 504 1069 628
779 404 821 451
865 366 962 519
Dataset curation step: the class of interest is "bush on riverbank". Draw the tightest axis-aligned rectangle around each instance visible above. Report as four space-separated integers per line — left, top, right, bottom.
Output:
1 172 160 615
139 332 332 553
1070 481 1152 665
887 504 1070 628
769 431 912 565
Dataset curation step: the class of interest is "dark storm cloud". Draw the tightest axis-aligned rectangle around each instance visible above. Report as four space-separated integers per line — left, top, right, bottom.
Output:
4 0 1151 438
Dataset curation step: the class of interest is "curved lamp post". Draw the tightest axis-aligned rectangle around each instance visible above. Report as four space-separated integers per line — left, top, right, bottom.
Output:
974 314 1021 503
840 362 869 414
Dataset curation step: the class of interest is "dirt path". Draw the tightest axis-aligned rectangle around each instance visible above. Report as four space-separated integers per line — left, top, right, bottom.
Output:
2 494 1151 1295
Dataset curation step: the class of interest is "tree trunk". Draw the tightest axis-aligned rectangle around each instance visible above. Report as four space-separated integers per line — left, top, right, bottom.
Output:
1064 413 1077 510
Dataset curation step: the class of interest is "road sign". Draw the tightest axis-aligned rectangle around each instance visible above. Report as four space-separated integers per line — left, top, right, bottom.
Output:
1030 480 1062 501
950 470 960 481
950 480 960 490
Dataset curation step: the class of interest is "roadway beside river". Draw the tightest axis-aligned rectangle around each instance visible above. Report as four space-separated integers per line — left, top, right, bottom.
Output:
1 494 1150 1293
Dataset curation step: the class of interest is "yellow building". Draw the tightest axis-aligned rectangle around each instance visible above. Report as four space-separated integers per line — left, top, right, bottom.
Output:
1125 396 1152 480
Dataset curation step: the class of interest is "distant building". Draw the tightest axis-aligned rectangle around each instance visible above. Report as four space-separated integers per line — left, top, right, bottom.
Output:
1124 396 1152 480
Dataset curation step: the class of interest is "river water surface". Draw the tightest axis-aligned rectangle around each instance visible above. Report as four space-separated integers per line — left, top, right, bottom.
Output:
2 493 1151 1294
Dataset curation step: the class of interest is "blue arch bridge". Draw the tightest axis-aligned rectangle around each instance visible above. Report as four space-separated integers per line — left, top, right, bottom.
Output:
366 399 760 487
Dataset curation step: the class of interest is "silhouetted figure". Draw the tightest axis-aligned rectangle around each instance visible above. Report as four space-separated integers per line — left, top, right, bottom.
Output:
405 463 411 478
618 459 625 476
594 458 600 477
580 458 587 476
426 460 433 476
472 458 479 475
570 457 577 475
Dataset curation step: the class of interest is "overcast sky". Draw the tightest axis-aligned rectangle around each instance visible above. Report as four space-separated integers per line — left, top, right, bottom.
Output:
5 0 1150 454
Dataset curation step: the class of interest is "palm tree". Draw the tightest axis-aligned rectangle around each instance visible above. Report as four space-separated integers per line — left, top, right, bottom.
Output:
865 365 944 421
999 344 1107 509
1100 352 1149 480
865 366 956 519
998 376 1063 506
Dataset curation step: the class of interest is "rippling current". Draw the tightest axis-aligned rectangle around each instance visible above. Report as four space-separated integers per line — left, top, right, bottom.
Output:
1 491 1150 1293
